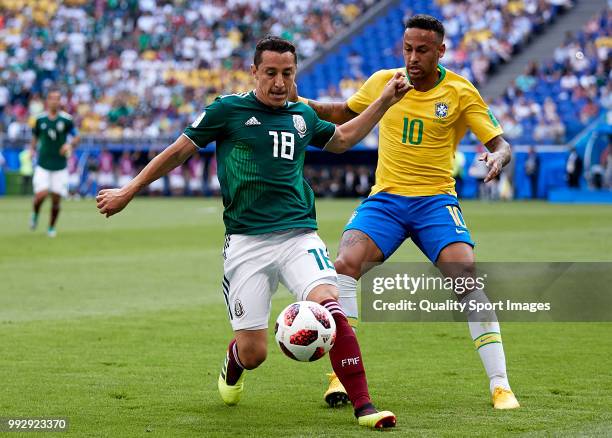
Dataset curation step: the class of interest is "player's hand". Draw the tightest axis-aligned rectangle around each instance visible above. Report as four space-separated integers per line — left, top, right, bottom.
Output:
479 151 504 183
381 71 413 106
288 81 299 102
96 188 134 218
59 143 72 157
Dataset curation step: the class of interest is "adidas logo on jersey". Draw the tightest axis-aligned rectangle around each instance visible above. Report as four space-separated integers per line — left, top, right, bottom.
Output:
245 117 261 126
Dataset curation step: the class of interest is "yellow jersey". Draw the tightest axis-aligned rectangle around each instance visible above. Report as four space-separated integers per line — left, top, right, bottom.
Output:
347 65 503 197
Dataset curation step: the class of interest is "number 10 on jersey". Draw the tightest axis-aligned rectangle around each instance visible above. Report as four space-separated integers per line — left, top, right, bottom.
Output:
269 131 294 160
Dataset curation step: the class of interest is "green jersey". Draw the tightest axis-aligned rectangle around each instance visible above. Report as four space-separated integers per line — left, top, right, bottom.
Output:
32 111 77 171
184 91 336 235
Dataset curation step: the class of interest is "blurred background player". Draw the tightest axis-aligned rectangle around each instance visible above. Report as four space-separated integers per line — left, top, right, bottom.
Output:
187 153 204 196
30 89 79 237
296 14 519 410
96 36 411 429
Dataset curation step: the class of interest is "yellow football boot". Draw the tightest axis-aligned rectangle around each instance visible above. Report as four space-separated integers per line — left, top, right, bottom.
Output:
492 387 520 409
218 352 245 406
357 410 397 429
324 372 349 407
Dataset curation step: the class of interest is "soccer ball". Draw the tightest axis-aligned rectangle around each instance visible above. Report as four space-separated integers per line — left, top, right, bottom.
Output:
274 301 336 362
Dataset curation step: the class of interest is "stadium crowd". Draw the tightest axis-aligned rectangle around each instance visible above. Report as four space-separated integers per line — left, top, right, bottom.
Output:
1 1 610 200
419 0 576 85
324 6 610 145
0 0 375 140
489 8 611 144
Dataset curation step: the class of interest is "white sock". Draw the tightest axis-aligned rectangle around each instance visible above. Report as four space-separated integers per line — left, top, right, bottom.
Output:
461 289 511 393
337 274 358 330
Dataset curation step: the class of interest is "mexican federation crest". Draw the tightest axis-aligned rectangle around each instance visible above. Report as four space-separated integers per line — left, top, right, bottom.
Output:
293 114 307 138
435 102 449 118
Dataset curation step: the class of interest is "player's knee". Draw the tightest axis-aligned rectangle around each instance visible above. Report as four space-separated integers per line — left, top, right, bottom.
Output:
306 284 338 302
334 255 361 280
238 342 267 369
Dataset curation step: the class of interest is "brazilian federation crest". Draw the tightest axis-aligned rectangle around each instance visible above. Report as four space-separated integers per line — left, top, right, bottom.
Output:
293 114 307 138
435 102 449 118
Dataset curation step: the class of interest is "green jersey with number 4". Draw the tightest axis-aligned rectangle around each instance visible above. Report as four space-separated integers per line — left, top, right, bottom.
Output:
184 91 336 235
32 112 76 171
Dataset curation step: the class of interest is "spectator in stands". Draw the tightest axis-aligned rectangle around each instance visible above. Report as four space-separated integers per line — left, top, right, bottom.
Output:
534 115 562 144
7 114 29 140
580 97 600 124
499 114 523 140
525 146 539 199
515 63 537 93
512 96 535 121
566 147 583 188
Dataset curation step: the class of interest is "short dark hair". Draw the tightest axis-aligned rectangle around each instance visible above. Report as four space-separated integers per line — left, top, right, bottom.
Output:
254 36 297 66
46 87 61 97
405 14 445 41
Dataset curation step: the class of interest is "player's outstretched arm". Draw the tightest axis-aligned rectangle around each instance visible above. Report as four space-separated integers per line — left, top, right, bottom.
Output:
306 99 358 125
290 82 358 124
96 135 197 217
324 72 412 153
480 135 512 183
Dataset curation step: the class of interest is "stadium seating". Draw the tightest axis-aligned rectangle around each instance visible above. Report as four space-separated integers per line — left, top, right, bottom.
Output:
297 0 574 99
0 0 375 139
300 3 608 146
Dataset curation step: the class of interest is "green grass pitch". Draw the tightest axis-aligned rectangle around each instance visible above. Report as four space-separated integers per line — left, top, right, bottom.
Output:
1 197 611 436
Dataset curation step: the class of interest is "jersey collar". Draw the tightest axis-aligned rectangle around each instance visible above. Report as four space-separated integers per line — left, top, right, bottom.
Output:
250 90 289 110
405 64 446 92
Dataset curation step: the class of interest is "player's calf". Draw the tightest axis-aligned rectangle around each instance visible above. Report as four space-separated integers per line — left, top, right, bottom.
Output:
218 331 267 406
308 285 396 428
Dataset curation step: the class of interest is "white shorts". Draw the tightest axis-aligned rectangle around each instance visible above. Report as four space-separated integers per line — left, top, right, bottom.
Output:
98 172 115 188
222 229 337 330
169 174 185 190
33 166 68 197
